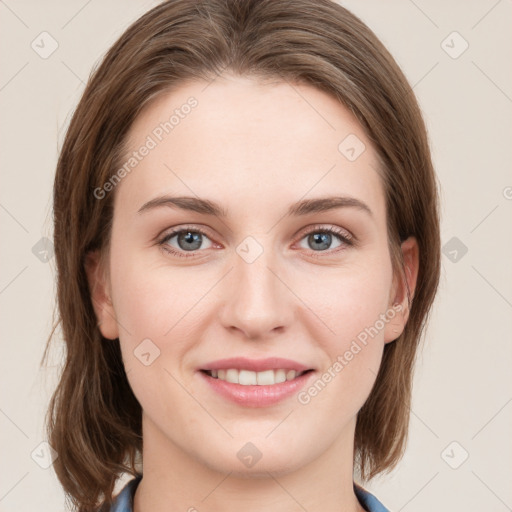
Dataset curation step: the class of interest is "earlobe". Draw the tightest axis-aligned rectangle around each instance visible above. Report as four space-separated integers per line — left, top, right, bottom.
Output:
84 250 119 340
384 236 420 344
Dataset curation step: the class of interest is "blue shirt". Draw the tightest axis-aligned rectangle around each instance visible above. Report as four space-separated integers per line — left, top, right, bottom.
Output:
110 475 390 512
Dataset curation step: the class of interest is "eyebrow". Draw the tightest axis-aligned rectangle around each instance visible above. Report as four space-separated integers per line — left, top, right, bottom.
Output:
137 195 373 218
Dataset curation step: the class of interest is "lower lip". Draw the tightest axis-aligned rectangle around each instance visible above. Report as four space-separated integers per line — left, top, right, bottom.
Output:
198 370 315 408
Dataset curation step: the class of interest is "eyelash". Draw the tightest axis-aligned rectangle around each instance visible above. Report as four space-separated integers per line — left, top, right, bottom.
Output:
157 225 354 259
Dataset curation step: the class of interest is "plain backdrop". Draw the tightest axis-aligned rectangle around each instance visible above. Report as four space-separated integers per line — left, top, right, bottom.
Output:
1 1 511 511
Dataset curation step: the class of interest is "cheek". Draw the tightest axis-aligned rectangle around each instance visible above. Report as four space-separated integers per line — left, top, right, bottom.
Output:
332 280 390 346
109 254 201 413
110 248 203 339
296 262 392 399
297 261 392 345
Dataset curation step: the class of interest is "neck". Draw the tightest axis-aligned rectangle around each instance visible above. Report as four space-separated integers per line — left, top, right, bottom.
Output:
133 414 365 512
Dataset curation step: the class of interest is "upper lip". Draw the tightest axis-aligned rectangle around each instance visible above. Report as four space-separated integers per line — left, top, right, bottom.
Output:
200 357 313 372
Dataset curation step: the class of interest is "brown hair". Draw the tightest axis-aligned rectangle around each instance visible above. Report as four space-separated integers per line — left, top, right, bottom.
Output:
42 0 441 510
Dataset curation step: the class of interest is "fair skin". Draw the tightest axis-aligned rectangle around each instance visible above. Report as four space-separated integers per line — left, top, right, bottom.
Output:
86 74 418 512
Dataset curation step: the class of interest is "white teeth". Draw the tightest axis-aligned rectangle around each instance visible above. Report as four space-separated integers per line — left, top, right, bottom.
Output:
239 370 257 385
275 369 286 383
225 369 238 384
286 370 297 381
208 368 304 385
256 369 275 385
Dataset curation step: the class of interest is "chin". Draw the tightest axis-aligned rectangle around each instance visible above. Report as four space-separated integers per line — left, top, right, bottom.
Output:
196 436 308 478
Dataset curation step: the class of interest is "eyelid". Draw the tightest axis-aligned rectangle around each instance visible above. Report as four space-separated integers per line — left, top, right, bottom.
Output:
296 223 355 243
156 224 216 243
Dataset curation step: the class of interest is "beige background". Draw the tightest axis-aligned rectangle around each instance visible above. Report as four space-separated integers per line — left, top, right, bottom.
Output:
1 1 511 510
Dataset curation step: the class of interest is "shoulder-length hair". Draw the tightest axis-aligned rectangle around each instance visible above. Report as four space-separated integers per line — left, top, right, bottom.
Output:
42 0 441 510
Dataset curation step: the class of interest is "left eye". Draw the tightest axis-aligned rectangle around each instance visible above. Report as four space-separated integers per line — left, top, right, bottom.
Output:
297 227 353 253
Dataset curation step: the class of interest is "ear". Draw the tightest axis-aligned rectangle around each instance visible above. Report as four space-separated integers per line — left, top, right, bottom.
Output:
84 250 119 340
384 236 419 344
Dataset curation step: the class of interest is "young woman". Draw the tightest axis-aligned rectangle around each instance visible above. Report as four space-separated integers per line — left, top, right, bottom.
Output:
42 1 441 511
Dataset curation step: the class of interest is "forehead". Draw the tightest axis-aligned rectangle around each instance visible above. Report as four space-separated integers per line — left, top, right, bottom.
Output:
115 74 385 222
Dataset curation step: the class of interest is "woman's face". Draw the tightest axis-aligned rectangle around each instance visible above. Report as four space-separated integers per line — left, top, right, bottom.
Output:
88 74 417 476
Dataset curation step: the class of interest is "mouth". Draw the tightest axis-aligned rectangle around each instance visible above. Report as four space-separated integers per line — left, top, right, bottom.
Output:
200 368 314 386
197 357 316 407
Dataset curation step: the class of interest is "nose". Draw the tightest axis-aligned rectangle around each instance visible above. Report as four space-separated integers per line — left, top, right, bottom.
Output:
218 239 294 340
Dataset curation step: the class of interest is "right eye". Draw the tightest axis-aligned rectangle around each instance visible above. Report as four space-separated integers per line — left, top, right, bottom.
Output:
158 227 215 258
